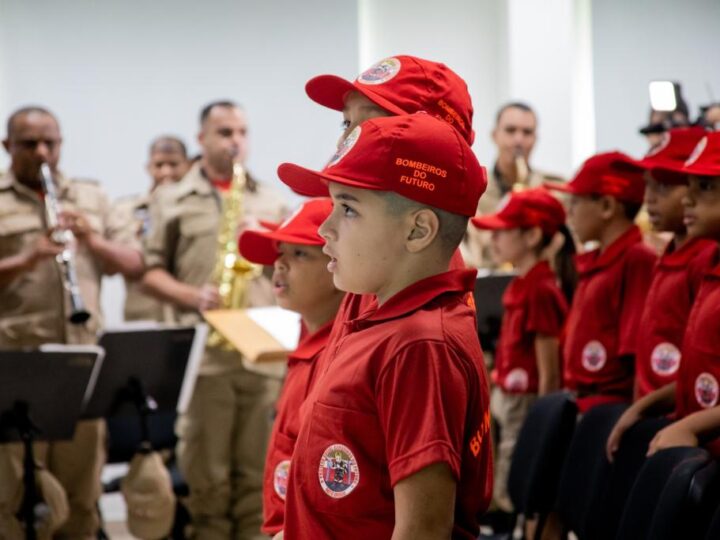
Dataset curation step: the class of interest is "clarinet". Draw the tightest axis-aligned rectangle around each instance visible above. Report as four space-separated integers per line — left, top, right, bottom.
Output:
39 163 91 324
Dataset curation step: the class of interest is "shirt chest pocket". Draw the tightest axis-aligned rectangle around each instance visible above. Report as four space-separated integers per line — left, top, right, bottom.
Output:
179 212 217 237
299 401 394 520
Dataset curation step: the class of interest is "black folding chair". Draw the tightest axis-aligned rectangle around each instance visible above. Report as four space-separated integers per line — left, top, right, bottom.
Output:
616 446 719 540
555 402 628 540
506 391 578 539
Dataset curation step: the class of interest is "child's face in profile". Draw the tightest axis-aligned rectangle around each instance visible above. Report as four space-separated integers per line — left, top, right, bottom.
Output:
490 228 527 266
644 175 687 234
272 242 338 316
320 183 408 297
567 194 604 243
683 175 720 240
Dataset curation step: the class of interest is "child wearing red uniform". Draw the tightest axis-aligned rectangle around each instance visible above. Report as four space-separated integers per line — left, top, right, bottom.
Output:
620 128 716 400
238 199 344 536
471 187 573 512
607 133 720 460
546 153 657 412
274 113 491 540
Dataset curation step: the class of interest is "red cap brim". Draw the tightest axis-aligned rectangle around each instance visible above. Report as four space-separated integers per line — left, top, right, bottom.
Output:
238 230 279 265
278 163 384 197
543 180 577 194
305 74 407 117
470 214 513 230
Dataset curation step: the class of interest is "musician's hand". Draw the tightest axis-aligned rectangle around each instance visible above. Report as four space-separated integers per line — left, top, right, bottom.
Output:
237 215 262 236
59 209 93 241
25 235 64 268
197 284 221 311
647 421 698 457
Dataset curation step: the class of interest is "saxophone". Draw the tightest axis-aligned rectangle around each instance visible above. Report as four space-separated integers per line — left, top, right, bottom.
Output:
206 161 262 348
513 147 530 192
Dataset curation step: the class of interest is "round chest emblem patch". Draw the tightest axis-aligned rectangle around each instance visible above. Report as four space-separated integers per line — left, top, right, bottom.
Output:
357 57 402 85
582 340 607 372
651 342 682 376
273 460 290 500
327 126 361 168
695 372 719 409
505 368 529 392
318 444 360 498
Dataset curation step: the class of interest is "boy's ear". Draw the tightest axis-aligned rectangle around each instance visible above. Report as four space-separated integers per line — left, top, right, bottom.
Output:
405 208 440 253
598 195 618 220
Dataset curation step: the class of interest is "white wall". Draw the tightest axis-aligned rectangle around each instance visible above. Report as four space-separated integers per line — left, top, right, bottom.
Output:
591 0 720 159
0 0 359 326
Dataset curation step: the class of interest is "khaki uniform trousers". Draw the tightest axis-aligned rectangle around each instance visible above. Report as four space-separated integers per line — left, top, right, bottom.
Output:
177 365 281 540
0 419 106 540
490 386 537 513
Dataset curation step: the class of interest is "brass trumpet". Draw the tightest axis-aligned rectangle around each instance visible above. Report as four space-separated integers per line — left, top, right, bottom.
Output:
39 163 90 324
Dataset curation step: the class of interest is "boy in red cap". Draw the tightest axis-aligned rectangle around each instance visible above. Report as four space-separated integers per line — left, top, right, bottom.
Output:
546 152 657 412
621 128 716 401
606 133 720 459
471 187 573 513
237 198 345 537
273 113 491 540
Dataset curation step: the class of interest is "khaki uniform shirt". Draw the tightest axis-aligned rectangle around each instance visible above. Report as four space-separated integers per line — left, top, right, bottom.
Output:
143 161 288 375
107 193 170 322
462 165 564 269
0 170 110 348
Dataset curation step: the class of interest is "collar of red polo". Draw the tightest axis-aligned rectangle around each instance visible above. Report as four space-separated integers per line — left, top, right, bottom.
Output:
347 269 477 325
658 238 717 269
288 318 335 363
574 225 643 275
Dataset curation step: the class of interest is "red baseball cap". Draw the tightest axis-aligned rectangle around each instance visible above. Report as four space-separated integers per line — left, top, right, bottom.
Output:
611 127 707 185
238 198 332 265
306 55 475 145
545 151 646 204
650 132 720 181
471 187 566 236
277 113 487 217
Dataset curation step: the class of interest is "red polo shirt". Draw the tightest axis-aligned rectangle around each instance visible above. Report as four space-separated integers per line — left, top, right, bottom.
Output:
494 261 568 394
563 226 656 412
675 254 720 434
283 270 492 540
262 321 334 535
635 239 717 399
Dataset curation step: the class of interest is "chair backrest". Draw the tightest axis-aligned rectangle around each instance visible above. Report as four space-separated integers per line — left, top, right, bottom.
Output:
616 447 716 540
507 391 578 515
647 449 718 540
703 498 720 540
601 416 671 539
555 402 628 540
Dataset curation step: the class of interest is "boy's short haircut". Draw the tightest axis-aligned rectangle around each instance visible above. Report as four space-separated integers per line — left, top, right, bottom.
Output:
621 200 643 221
376 191 469 256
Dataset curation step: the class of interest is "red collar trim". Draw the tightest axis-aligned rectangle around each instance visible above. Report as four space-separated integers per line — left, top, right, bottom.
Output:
350 269 477 325
288 319 334 362
575 226 643 275
659 238 717 269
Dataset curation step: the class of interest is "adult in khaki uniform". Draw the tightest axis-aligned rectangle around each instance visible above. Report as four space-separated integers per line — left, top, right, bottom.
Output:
462 102 564 268
142 101 288 540
0 106 144 538
106 136 189 322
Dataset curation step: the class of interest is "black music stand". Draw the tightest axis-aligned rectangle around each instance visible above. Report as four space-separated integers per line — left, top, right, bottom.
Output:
473 271 515 356
0 346 104 540
83 324 206 456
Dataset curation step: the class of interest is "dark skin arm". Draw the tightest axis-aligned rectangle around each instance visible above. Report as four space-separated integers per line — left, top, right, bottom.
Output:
535 334 561 396
142 267 220 311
